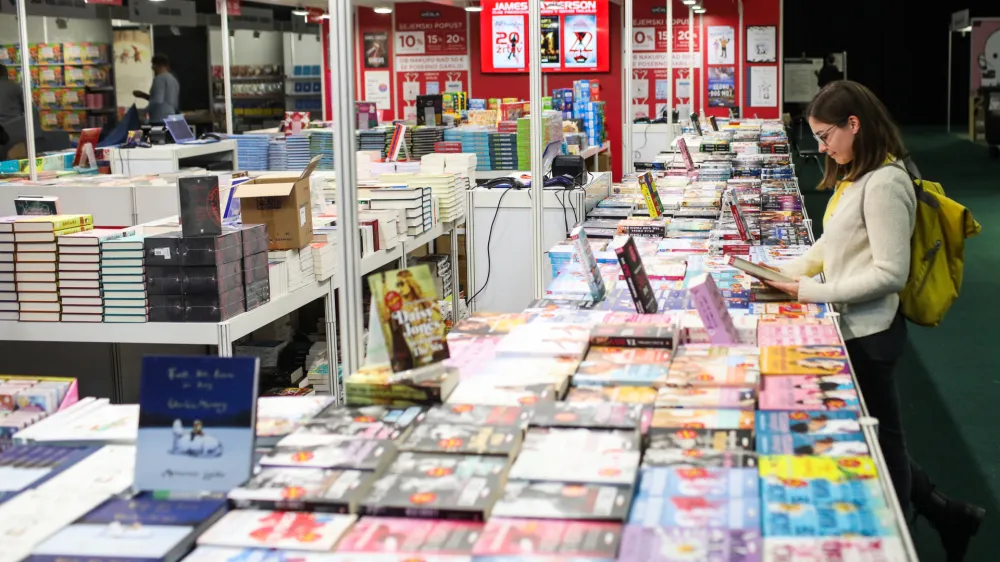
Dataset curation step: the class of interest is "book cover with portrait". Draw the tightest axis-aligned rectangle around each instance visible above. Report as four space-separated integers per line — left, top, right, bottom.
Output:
368 265 449 373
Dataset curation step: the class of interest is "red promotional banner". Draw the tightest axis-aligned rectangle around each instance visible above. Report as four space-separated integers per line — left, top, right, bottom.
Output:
630 0 701 118
394 3 470 121
216 0 241 16
479 0 611 73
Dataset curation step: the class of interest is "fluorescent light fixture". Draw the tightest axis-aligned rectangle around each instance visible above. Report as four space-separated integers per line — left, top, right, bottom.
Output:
373 6 392 14
465 1 483 11
682 0 696 4
694 8 706 13
291 8 308 15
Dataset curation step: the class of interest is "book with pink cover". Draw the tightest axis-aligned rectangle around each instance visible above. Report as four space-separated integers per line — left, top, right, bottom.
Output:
758 321 841 346
759 376 861 411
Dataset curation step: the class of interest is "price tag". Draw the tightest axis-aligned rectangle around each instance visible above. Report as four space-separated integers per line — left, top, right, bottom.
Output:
396 31 426 55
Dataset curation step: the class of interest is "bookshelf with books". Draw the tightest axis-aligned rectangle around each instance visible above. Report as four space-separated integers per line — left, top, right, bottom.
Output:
2 42 117 142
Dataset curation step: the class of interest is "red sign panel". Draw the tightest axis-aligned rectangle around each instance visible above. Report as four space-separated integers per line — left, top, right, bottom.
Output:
393 4 470 120
479 0 611 73
216 0 241 17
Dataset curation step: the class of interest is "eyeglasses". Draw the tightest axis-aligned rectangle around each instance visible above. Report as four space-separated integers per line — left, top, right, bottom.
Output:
812 124 838 146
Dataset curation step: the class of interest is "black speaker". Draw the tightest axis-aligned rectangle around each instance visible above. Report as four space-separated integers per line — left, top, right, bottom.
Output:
551 155 587 187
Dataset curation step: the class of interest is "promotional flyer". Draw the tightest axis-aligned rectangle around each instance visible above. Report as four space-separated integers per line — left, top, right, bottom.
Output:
630 0 701 118
480 0 611 73
393 4 470 121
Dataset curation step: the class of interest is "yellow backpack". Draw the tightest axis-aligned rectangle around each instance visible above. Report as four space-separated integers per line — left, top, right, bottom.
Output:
894 164 981 326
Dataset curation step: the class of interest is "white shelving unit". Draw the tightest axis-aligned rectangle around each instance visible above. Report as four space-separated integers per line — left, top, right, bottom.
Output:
0 216 464 403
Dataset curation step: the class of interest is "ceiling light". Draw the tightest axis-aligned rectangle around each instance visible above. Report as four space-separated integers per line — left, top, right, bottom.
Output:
465 1 483 11
373 6 392 14
694 8 706 13
291 8 308 16
682 0 696 4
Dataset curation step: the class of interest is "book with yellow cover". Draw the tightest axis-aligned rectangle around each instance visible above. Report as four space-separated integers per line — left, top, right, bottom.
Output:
13 214 93 232
758 455 878 482
760 345 851 376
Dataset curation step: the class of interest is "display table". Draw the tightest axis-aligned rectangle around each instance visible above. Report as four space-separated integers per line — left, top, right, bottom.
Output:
106 141 238 175
466 172 611 312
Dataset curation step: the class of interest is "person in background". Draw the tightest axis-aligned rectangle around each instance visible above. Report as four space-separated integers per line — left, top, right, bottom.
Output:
765 80 984 562
133 53 180 124
0 64 25 123
816 54 843 88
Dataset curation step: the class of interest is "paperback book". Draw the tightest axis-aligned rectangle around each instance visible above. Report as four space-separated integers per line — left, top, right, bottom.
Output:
196 510 357 551
368 265 449 372
227 468 375 513
491 481 633 521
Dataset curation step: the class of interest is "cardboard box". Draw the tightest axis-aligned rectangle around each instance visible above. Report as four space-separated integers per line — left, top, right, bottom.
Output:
235 156 320 251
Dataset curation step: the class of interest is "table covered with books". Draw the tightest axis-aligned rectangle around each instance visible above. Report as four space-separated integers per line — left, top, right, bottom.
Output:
0 121 914 562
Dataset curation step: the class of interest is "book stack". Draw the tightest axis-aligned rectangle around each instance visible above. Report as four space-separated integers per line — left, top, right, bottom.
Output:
286 134 311 169
0 218 14 320
145 230 246 322
413 254 452 299
310 240 337 281
233 224 270 312
100 234 148 322
369 187 432 236
234 134 270 171
490 131 518 171
417 173 464 223
267 136 287 171
358 127 389 158
310 129 335 170
56 228 134 322
267 246 315 293
268 258 288 300
15 215 93 322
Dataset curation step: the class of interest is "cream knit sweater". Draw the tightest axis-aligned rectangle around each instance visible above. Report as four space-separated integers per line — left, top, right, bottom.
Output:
780 164 916 340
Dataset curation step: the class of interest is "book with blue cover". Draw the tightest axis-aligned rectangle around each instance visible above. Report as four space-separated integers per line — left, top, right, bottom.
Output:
80 495 228 529
0 445 99 504
755 411 861 435
135 356 260 494
761 476 886 507
636 467 759 499
762 502 897 537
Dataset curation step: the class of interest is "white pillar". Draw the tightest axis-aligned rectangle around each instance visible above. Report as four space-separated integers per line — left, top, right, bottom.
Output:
623 0 633 172
16 0 36 181
667 0 673 125
528 0 545 298
688 6 694 118
330 0 364 375
220 0 234 135
737 0 744 119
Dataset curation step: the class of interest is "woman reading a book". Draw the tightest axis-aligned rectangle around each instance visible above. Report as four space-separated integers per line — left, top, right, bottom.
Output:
764 80 983 560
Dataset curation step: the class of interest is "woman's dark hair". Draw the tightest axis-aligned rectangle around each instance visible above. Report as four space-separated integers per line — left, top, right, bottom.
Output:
152 54 170 68
807 80 907 190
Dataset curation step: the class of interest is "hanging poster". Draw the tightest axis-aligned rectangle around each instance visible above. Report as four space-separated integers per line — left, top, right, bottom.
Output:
365 70 392 113
113 28 153 117
479 0 610 73
363 31 390 69
707 26 735 65
630 0 701 113
749 65 777 107
393 4 470 120
972 19 1000 90
707 66 736 108
746 25 776 63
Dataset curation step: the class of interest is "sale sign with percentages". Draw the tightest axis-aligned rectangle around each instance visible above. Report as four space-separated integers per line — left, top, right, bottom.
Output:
394 4 470 120
480 0 610 73
630 0 702 118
